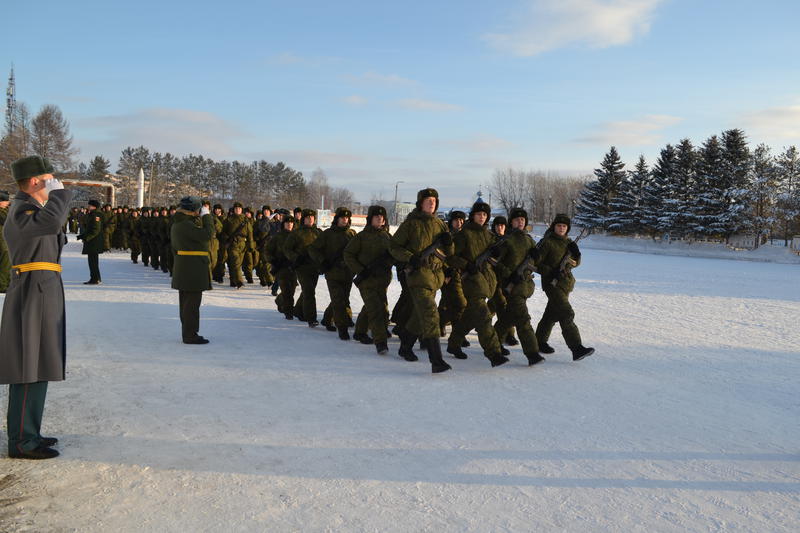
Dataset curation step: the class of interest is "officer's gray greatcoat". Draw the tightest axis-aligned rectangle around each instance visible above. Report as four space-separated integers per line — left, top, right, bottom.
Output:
0 189 73 384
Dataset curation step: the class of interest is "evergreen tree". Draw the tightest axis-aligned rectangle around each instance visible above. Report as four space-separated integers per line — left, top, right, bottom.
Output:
748 144 777 248
574 146 625 231
607 155 650 234
660 139 697 237
642 144 676 236
774 146 800 245
691 135 726 238
718 129 751 238
87 155 110 180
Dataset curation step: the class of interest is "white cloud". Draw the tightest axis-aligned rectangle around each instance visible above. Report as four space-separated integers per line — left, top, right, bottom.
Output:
344 71 418 87
342 95 368 106
75 107 246 162
576 114 682 145
741 104 800 140
484 0 664 57
396 98 463 112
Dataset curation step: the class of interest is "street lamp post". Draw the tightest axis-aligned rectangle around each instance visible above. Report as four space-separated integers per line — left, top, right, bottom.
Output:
393 180 404 225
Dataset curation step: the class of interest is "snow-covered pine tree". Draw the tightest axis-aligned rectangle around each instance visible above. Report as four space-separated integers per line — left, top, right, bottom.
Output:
641 144 675 237
718 129 751 239
660 139 697 238
607 155 649 234
691 135 726 238
774 145 800 245
574 146 625 231
748 144 777 248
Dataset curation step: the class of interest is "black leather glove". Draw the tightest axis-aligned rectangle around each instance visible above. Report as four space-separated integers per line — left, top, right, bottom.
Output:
528 247 540 261
567 241 580 257
490 245 503 258
76 234 84 241
408 254 422 269
510 273 523 285
466 263 479 275
443 267 455 278
438 232 453 246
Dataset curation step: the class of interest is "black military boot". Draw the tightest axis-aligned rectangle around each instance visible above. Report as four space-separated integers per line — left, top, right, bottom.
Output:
284 312 293 320
375 341 389 355
446 346 468 359
337 327 350 340
425 338 452 374
461 339 470 347
526 352 545 366
398 331 419 362
572 346 595 361
500 346 510 356
271 284 279 296
538 341 555 354
505 334 519 346
308 319 319 328
353 332 373 345
487 353 509 367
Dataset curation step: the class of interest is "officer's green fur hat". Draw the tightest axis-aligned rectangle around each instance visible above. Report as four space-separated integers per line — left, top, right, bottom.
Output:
509 207 528 226
416 187 439 211
549 213 571 234
11 155 54 181
179 196 202 212
469 202 491 225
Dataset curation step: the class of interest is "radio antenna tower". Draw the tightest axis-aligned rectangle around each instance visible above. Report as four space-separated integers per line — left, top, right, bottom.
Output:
5 65 16 135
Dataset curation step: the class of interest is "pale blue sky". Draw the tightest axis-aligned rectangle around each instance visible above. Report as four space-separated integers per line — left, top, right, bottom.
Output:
4 0 800 205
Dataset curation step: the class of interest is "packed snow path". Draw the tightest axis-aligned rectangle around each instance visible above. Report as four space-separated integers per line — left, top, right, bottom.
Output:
1 239 799 532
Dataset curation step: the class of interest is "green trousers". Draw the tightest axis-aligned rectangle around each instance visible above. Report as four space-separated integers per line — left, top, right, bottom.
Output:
7 381 48 454
447 296 501 357
294 269 319 322
275 269 297 316
536 285 582 349
494 293 539 355
355 281 390 343
325 278 353 328
406 286 442 340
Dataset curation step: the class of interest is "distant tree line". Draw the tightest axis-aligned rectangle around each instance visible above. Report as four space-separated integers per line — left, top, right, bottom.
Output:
489 168 590 222
574 129 800 247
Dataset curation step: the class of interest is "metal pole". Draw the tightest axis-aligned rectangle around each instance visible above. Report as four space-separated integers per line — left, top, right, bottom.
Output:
393 180 404 225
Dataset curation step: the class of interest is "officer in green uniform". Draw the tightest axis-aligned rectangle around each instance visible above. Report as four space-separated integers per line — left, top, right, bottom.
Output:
535 214 594 361
344 205 394 354
77 199 104 284
492 208 545 366
444 202 508 367
1 155 72 459
267 216 297 319
223 202 252 288
171 196 215 344
389 188 455 373
284 208 322 326
310 207 356 339
0 191 11 293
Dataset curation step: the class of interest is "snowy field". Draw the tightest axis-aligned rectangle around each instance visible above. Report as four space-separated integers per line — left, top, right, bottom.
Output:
1 237 799 532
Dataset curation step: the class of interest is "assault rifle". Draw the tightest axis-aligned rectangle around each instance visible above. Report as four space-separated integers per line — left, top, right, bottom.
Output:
404 232 451 274
353 250 391 286
551 227 588 287
462 236 507 280
225 221 248 250
502 237 542 295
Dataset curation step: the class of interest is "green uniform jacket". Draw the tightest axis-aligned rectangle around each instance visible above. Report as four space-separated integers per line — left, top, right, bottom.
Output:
171 212 214 291
344 225 393 288
536 232 580 293
493 228 537 299
79 209 105 255
389 209 453 290
447 220 498 300
266 228 293 272
223 214 252 253
283 225 322 276
309 225 356 283
209 215 222 262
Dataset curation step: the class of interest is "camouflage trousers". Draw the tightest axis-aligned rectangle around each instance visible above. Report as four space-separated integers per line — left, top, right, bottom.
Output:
354 281 390 343
494 293 539 356
536 285 582 350
447 296 502 357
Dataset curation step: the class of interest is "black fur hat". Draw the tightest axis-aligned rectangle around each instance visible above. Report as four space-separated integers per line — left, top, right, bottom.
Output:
301 208 317 223
333 206 352 227
366 205 387 226
549 213 571 234
415 188 439 211
508 207 528 226
469 201 491 225
491 215 507 233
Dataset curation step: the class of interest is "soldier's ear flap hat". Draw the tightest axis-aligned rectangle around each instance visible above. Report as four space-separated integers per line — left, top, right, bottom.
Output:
508 207 528 226
88 199 101 208
366 205 387 225
179 196 202 212
491 215 507 231
469 202 491 224
213 203 223 210
301 208 317 221
11 155 54 181
416 187 439 211
333 206 352 226
550 213 571 233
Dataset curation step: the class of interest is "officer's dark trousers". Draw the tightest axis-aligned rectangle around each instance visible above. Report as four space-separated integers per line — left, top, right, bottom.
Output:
87 252 101 282
179 290 203 341
7 381 48 454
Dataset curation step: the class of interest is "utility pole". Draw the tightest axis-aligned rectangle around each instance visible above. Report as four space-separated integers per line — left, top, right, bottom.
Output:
393 180 404 225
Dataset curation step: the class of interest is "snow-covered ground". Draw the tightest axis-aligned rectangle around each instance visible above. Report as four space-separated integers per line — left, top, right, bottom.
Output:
1 237 799 532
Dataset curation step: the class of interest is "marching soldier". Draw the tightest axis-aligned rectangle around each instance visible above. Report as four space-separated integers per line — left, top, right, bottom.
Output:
149 208 161 270
284 208 322 326
444 202 508 368
254 205 275 287
127 209 142 264
242 208 256 284
535 214 594 361
223 202 252 288
1 155 72 459
438 210 467 339
492 208 545 366
211 204 227 283
310 207 356 339
344 205 393 354
267 216 297 319
171 196 214 344
389 188 454 373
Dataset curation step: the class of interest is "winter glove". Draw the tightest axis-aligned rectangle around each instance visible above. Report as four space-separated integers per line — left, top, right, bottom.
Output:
437 231 453 246
200 206 210 216
76 234 84 241
466 262 479 275
528 247 540 261
408 254 422 269
510 273 524 285
567 241 580 257
443 267 455 278
44 178 64 193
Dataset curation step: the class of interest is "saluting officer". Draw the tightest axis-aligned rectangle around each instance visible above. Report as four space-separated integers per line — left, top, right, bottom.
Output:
0 155 73 459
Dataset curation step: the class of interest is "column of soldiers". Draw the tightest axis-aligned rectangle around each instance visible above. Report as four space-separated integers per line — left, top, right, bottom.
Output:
72 187 594 374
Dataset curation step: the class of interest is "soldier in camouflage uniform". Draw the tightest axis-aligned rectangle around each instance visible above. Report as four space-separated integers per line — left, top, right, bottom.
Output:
223 202 253 288
389 188 455 373
149 209 162 270
127 209 142 264
160 207 174 275
535 214 594 361
344 205 393 354
101 204 115 252
438 210 468 341
284 209 322 326
241 208 256 284
254 205 275 287
444 202 508 367
310 207 356 339
212 204 227 283
139 208 152 266
267 216 297 319
492 208 544 366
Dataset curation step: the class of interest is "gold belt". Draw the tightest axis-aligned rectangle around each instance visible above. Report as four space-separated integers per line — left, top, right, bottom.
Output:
12 262 62 274
176 250 209 256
